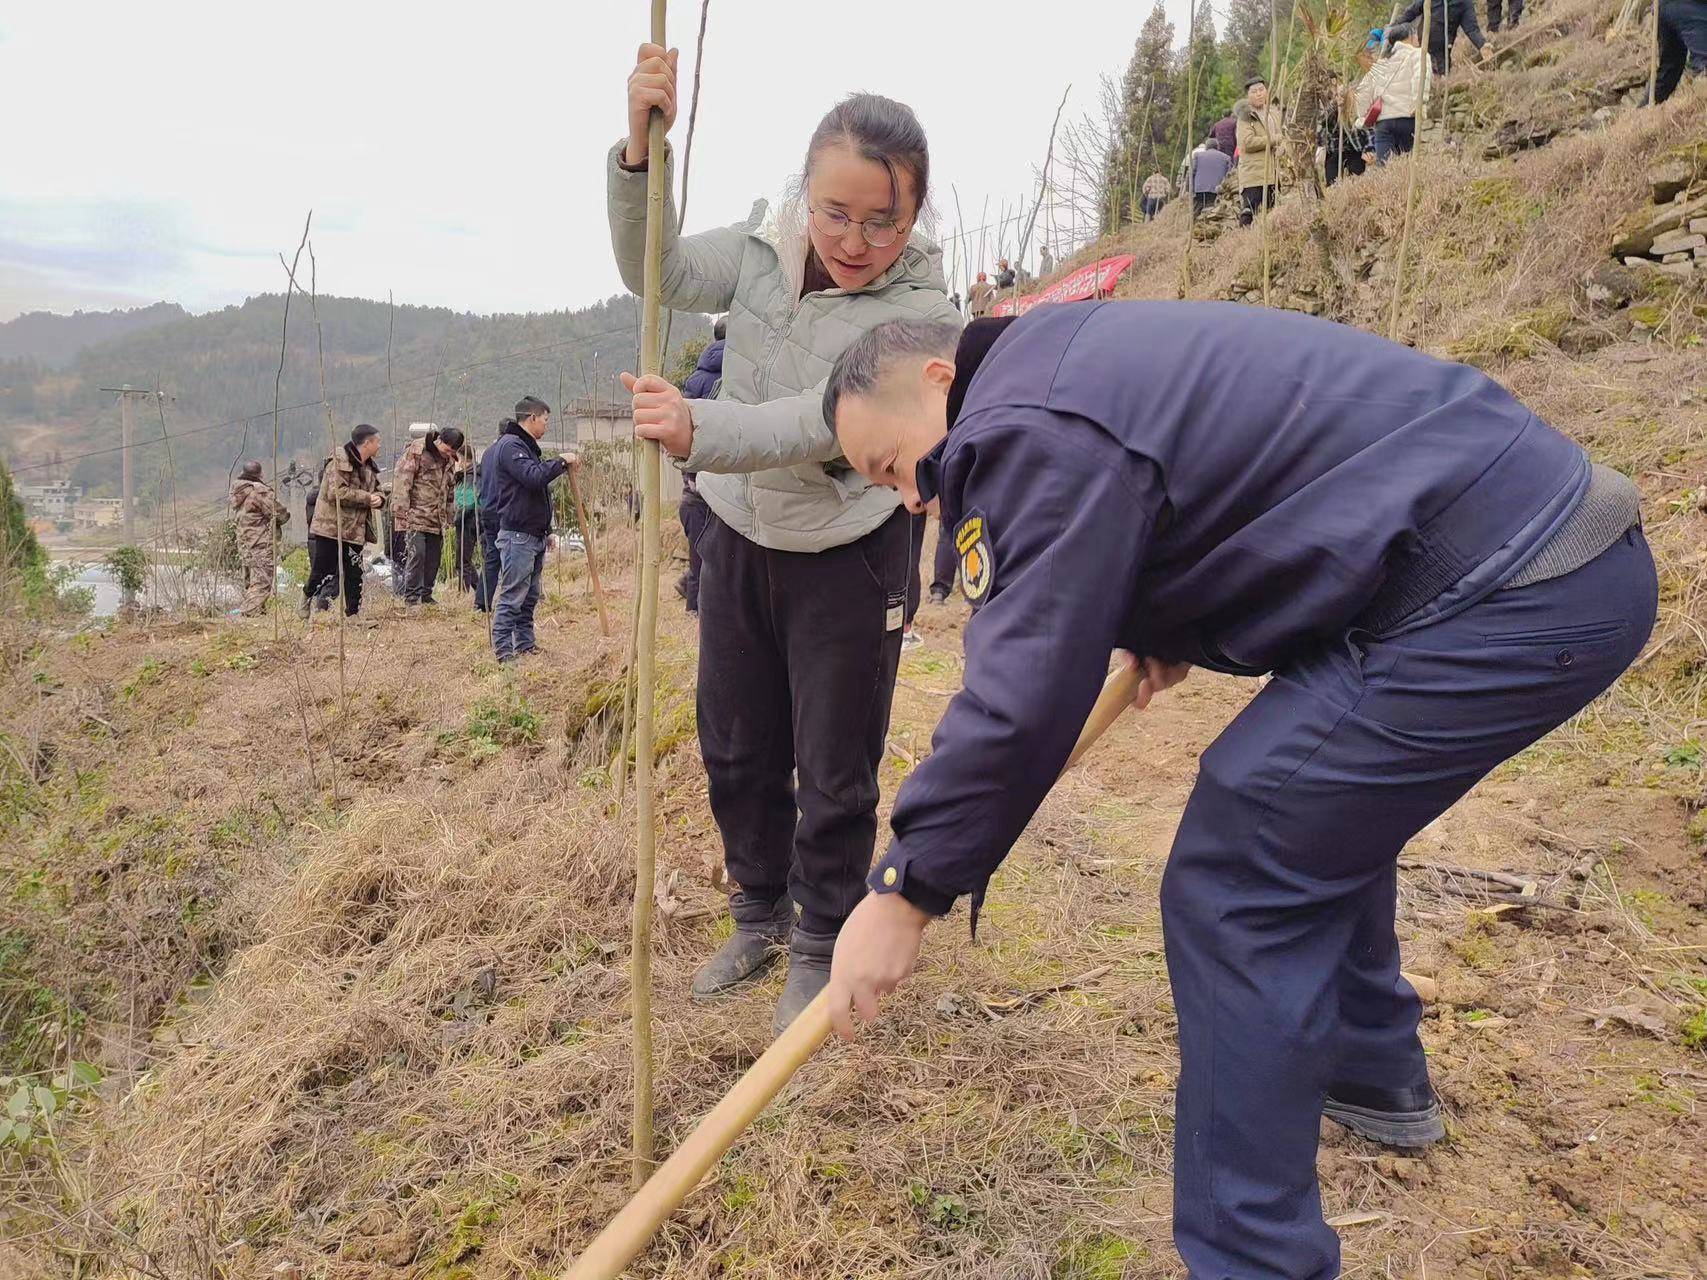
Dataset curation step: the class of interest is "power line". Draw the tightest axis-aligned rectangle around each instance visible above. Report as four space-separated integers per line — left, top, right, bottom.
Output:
6 315 660 478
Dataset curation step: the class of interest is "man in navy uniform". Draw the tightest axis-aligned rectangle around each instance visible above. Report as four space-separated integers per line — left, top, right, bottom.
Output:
818 305 1655 1280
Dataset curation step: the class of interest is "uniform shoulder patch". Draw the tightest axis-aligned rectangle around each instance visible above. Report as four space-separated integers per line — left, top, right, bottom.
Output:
955 509 994 604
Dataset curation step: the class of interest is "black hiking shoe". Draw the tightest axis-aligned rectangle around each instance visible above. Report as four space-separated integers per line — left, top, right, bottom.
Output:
1324 1081 1445 1147
692 893 794 1001
772 927 836 1037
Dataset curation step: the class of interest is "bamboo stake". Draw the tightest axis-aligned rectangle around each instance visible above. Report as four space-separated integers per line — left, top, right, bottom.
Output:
569 467 611 636
271 215 311 644
630 0 669 1190
557 362 568 603
1262 0 1278 306
563 660 1144 1280
1016 85 1072 271
1648 0 1660 104
1388 0 1431 341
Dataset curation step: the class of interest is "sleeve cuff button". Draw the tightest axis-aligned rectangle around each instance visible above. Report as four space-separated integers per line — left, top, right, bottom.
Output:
882 867 898 887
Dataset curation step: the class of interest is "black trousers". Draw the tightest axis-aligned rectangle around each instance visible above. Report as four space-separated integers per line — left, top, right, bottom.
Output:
1487 0 1522 28
696 507 909 934
475 518 500 612
1656 0 1707 103
454 508 480 592
388 528 407 595
1324 139 1367 185
305 538 363 616
1239 185 1276 225
1191 191 1218 218
930 516 960 597
678 489 710 612
905 510 928 625
403 530 443 603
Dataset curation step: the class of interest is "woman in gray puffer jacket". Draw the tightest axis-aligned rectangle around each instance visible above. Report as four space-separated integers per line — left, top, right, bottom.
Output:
612 44 961 1036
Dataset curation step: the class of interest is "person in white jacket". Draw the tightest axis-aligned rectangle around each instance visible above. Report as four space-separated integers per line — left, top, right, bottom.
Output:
613 42 961 1037
1351 23 1430 164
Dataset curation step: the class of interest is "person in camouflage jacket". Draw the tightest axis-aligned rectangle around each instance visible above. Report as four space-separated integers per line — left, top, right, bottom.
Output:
230 462 290 616
304 423 384 618
391 426 465 605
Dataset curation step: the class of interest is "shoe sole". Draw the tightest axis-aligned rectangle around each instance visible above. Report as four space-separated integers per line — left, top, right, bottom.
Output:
1323 1099 1445 1147
690 945 784 1001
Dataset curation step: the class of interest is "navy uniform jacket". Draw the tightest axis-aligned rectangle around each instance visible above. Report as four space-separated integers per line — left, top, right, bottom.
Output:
683 338 725 400
487 421 568 539
870 301 1589 916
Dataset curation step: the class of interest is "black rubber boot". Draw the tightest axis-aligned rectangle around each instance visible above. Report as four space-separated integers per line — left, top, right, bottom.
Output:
772 927 836 1037
691 892 793 1001
1323 1081 1445 1147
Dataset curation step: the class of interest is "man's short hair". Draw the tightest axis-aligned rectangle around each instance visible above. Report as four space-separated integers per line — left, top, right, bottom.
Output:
822 318 961 430
351 423 380 445
1244 76 1267 90
239 461 262 481
713 316 727 341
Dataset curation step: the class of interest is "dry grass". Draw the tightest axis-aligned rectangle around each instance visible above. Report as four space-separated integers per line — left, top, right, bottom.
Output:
5 5 1707 1276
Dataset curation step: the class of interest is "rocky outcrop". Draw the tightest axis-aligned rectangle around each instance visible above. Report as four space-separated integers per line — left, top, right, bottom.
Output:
1611 157 1707 276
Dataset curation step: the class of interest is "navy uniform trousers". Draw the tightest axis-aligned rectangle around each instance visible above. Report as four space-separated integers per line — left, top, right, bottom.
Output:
1161 528 1656 1280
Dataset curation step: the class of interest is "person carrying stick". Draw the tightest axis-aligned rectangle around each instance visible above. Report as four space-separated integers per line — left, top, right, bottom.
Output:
611 43 961 1036
820 306 1655 1280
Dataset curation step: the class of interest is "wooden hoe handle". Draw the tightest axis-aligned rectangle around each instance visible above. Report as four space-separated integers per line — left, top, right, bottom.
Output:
563 660 1142 1278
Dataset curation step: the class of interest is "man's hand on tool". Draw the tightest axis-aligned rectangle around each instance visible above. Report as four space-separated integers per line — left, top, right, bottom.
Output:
623 372 694 459
827 890 933 1042
1119 650 1192 710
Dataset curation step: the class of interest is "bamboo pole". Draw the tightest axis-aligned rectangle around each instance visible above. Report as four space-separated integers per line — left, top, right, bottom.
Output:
1648 0 1660 103
557 362 568 603
630 0 669 1190
1262 0 1278 306
563 661 1144 1280
1388 0 1432 341
569 467 611 636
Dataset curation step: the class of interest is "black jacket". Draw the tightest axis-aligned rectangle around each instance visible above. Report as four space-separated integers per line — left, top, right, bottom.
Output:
487 421 567 538
1398 0 1485 50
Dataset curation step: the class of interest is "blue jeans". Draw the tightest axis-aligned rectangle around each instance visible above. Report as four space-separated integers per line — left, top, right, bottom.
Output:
1161 528 1656 1279
1372 116 1415 164
492 530 545 659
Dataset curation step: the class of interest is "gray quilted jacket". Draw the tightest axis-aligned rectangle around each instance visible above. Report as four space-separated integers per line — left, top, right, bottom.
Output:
609 142 962 552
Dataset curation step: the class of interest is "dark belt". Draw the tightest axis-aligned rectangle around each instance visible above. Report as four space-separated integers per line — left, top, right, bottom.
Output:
1361 462 1639 635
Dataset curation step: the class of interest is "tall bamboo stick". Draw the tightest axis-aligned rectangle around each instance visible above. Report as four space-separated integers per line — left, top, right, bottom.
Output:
1648 0 1660 103
563 661 1145 1280
1388 0 1432 341
631 0 669 1189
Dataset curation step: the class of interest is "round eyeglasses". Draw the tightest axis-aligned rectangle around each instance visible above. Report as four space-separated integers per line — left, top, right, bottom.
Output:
809 206 906 249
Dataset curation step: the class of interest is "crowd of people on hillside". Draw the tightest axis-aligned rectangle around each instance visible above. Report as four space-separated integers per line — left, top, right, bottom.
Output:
230 395 586 665
1158 0 1702 235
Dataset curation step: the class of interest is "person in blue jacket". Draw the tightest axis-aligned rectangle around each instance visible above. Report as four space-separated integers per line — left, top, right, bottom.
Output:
485 395 579 661
676 319 725 615
817 306 1656 1280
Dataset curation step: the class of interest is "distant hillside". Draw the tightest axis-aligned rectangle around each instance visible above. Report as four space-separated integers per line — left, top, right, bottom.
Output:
0 294 708 511
0 302 188 367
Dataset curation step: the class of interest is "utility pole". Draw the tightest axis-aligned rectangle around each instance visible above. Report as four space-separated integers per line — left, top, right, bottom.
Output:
100 385 163 543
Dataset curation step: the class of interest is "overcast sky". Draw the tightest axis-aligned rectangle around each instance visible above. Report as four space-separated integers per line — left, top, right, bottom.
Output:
0 1 1196 323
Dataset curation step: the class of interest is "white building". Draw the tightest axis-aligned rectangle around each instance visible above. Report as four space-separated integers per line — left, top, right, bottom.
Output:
75 498 124 531
18 481 81 519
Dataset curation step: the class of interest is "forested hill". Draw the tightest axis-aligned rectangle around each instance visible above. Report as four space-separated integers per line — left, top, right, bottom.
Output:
0 293 707 505
0 302 188 367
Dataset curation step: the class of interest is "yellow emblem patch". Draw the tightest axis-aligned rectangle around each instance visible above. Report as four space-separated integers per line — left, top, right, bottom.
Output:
955 512 993 603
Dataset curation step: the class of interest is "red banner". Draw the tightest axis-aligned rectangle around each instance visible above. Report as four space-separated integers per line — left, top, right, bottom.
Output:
989 254 1136 317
